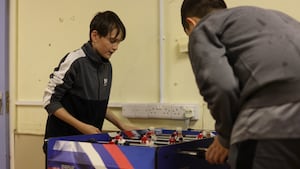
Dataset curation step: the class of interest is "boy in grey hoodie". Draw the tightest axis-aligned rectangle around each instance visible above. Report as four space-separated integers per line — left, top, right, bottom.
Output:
181 0 300 168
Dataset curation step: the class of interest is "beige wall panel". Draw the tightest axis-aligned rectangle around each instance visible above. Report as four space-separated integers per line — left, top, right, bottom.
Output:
17 0 160 102
162 0 203 103
16 106 47 134
15 134 44 169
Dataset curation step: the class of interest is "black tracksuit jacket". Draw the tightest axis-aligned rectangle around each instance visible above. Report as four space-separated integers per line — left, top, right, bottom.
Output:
43 41 112 139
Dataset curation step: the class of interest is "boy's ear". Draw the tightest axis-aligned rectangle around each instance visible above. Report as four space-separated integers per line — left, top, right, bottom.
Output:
91 30 99 42
186 17 200 27
185 17 200 34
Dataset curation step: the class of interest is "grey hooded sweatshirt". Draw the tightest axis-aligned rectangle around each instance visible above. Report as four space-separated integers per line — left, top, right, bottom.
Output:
188 6 300 147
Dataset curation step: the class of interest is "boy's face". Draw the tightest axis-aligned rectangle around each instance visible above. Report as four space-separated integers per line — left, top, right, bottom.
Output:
91 28 123 59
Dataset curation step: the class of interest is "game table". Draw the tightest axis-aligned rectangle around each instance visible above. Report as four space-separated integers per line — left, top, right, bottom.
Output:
47 128 230 169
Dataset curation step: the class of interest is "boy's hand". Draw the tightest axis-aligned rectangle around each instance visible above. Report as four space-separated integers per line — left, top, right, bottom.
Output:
205 136 229 164
79 123 101 135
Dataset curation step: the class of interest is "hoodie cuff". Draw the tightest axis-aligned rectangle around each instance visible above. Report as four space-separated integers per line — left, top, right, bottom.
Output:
217 135 230 148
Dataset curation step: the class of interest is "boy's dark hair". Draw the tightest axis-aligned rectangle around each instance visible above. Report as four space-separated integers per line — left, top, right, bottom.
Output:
181 0 227 30
89 11 126 41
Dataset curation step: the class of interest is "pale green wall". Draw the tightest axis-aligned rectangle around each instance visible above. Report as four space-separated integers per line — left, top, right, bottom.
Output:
10 0 300 169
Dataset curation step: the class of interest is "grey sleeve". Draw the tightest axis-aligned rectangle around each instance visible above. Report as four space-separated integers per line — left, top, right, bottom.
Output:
188 24 240 147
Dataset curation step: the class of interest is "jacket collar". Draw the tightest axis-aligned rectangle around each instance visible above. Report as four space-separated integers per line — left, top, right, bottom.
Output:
82 41 109 64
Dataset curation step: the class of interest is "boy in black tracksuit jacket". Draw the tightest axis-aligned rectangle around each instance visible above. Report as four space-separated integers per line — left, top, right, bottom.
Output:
44 42 112 139
43 11 134 155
